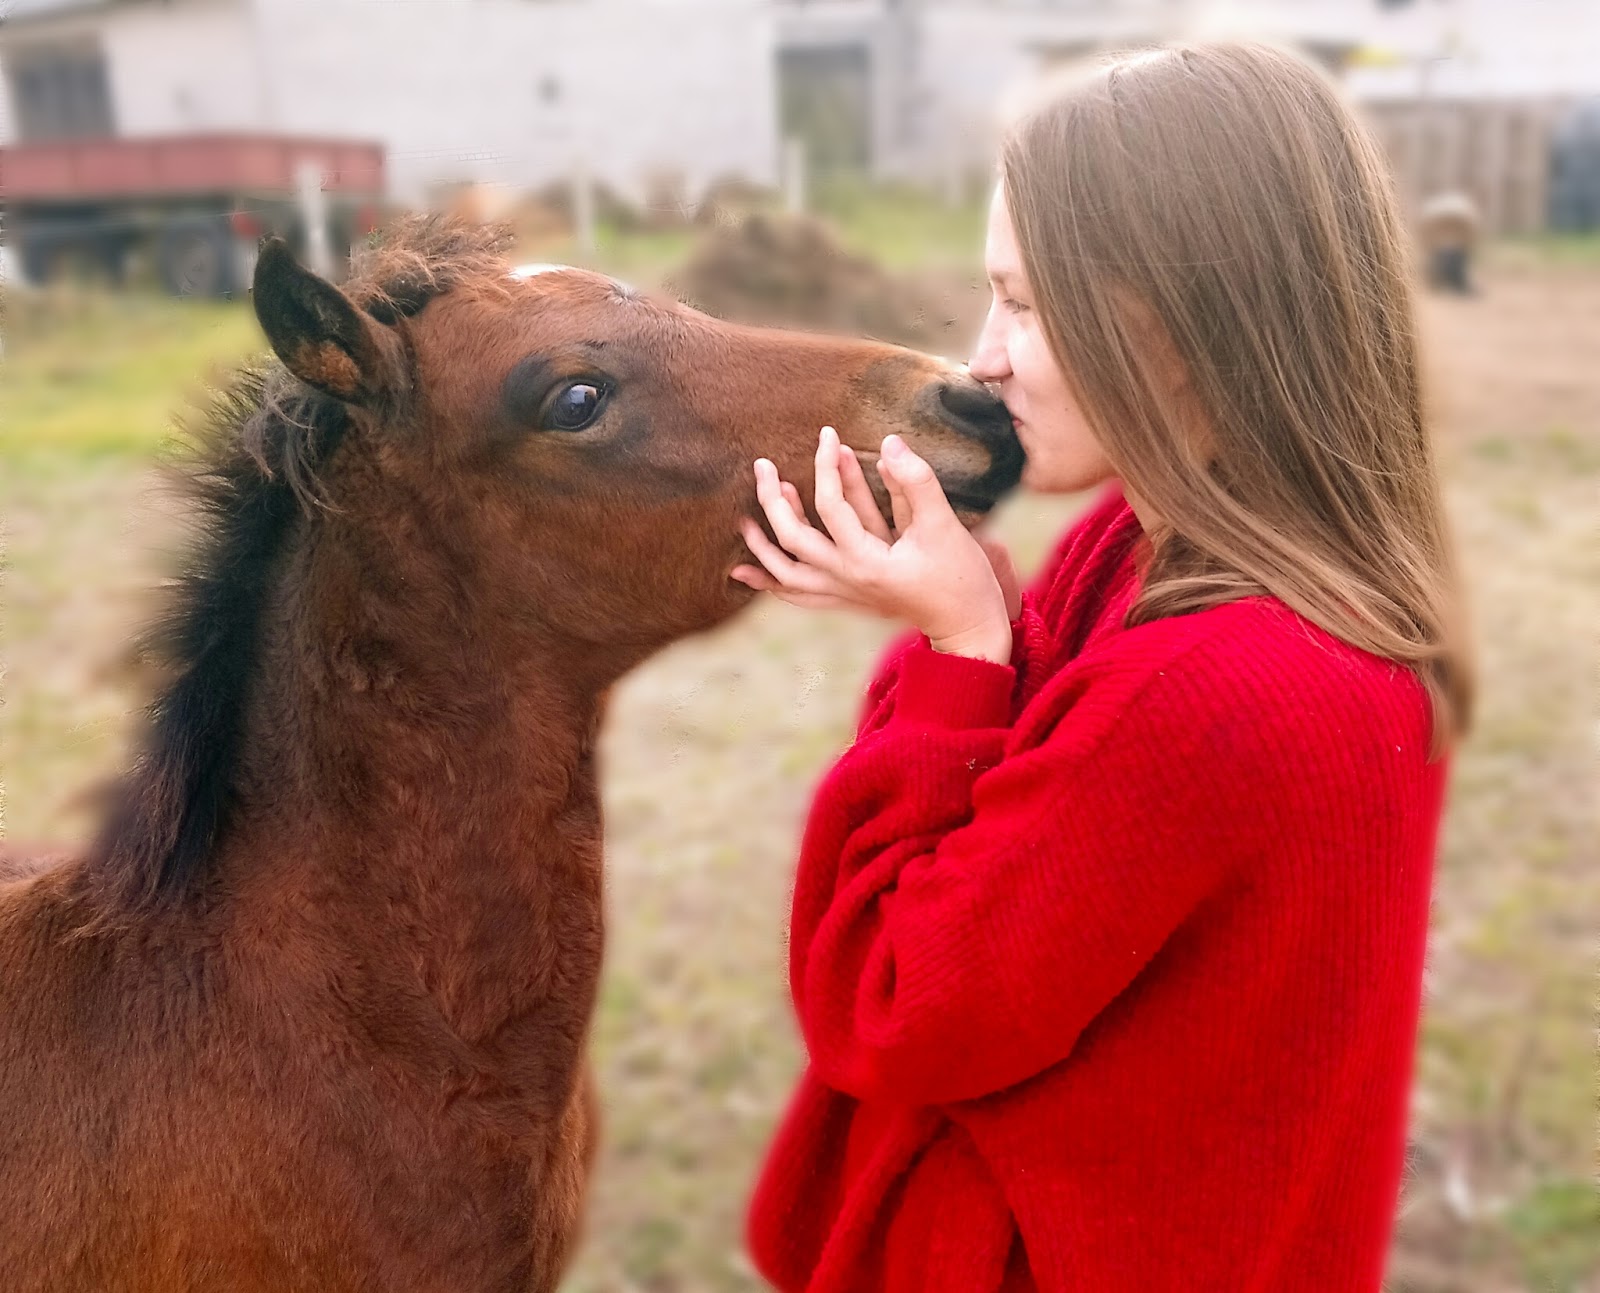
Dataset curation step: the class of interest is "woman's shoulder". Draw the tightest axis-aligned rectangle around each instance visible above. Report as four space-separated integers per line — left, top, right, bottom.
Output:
1022 596 1435 770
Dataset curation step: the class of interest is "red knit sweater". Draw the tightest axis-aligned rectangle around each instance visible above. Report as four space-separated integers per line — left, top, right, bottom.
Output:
746 484 1448 1292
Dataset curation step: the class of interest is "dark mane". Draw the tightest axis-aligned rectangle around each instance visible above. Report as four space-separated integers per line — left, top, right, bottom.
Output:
346 214 520 322
88 215 516 915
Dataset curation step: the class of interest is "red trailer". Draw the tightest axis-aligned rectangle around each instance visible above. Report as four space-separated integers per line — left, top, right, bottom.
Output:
0 132 387 297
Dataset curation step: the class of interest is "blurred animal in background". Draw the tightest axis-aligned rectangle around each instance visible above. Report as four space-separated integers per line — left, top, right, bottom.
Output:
1420 191 1482 296
0 215 1021 1293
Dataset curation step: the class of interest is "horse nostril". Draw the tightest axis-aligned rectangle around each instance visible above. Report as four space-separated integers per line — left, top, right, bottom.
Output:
936 380 1014 443
926 378 1024 500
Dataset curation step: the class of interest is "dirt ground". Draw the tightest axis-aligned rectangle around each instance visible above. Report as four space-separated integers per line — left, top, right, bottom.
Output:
1 253 1596 1291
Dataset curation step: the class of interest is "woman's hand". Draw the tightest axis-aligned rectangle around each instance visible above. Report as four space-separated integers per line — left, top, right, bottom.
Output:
731 427 1015 663
975 535 1023 623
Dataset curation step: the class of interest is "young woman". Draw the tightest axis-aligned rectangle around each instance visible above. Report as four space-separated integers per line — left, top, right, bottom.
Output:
728 41 1472 1293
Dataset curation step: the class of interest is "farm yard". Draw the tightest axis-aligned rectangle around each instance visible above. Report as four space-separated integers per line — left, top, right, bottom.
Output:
1 195 1595 1291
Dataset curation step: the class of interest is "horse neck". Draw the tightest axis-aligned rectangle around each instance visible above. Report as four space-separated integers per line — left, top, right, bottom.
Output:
223 520 616 1054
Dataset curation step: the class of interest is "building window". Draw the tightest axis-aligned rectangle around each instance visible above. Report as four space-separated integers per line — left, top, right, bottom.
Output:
4 42 115 142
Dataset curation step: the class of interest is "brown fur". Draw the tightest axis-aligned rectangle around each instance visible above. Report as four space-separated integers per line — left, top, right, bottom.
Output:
292 340 364 399
0 215 1020 1292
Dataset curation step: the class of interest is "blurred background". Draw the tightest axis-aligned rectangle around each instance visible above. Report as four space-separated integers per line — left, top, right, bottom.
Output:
0 0 1594 1289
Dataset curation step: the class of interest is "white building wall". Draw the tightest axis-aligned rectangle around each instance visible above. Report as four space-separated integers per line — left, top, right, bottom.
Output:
914 7 1048 182
3 0 1473 209
250 0 779 206
909 0 1368 187
1344 0 1600 102
104 0 267 133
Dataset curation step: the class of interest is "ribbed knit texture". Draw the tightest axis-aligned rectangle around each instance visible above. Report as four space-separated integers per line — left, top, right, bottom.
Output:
746 484 1449 1292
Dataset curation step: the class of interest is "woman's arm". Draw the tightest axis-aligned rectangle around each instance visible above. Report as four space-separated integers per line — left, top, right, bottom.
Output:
791 622 1266 1108
853 592 1056 741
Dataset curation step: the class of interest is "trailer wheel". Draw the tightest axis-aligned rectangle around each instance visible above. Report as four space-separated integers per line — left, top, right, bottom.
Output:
16 228 66 287
158 218 237 298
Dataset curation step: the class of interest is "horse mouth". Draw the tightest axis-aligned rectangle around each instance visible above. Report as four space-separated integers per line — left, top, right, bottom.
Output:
944 492 1001 516
853 449 1002 521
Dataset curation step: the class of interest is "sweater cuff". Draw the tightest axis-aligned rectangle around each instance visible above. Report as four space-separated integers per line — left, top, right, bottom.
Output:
890 636 1017 731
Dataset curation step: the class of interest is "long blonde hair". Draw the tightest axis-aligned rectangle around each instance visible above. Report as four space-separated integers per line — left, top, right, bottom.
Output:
1000 41 1472 756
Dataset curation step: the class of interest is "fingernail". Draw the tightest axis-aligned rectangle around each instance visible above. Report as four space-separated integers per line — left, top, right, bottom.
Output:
821 425 836 443
883 435 903 457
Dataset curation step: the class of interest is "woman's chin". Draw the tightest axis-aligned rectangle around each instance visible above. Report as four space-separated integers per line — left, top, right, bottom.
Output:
1017 463 1045 494
1022 459 1115 496
1021 458 1070 492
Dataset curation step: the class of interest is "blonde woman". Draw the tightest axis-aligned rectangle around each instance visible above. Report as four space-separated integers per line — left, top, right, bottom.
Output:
730 42 1471 1292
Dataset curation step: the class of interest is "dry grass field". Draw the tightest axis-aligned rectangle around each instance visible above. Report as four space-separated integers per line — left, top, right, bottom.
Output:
1 212 1595 1291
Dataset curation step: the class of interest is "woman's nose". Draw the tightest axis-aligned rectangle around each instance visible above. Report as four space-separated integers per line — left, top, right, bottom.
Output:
967 309 1010 384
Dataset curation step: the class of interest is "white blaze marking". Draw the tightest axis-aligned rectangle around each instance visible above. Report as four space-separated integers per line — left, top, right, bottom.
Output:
507 263 637 296
509 263 573 279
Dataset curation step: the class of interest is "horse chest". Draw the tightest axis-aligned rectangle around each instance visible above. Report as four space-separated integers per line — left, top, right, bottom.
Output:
253 1034 595 1283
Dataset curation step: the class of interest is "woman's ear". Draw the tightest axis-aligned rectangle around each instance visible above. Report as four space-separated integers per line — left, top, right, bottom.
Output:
1118 290 1191 400
252 238 405 408
1117 287 1216 465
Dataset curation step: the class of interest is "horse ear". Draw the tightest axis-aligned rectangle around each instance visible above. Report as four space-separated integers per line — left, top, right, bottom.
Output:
251 238 401 407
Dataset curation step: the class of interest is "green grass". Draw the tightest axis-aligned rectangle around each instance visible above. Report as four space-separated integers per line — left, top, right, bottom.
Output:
811 178 988 270
1 293 265 464
1490 232 1600 269
1505 1180 1600 1292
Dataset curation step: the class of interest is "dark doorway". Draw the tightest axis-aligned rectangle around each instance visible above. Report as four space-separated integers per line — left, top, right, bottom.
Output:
778 43 873 183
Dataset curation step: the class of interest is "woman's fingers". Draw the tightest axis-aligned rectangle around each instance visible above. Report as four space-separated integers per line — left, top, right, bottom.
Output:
730 564 776 590
732 563 872 612
879 448 915 536
755 459 839 571
811 426 875 555
976 537 1023 621
838 442 894 543
739 516 839 596
880 436 957 535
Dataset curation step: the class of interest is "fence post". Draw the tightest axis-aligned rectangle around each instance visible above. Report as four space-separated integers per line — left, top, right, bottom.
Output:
782 136 807 215
295 160 333 279
572 159 596 254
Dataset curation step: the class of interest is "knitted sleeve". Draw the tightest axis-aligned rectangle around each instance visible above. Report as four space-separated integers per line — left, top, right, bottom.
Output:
788 624 1266 1107
852 594 1056 741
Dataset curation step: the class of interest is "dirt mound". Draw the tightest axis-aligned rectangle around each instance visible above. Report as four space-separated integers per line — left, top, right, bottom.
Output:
668 211 965 350
528 178 644 234
692 175 780 227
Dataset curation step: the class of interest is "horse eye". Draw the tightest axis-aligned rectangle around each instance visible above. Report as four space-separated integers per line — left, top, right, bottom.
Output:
542 382 605 432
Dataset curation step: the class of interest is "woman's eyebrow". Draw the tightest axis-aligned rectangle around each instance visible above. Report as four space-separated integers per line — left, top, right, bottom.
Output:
988 267 1022 291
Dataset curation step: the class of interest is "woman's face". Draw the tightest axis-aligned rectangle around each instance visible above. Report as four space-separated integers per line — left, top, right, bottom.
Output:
968 188 1118 496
